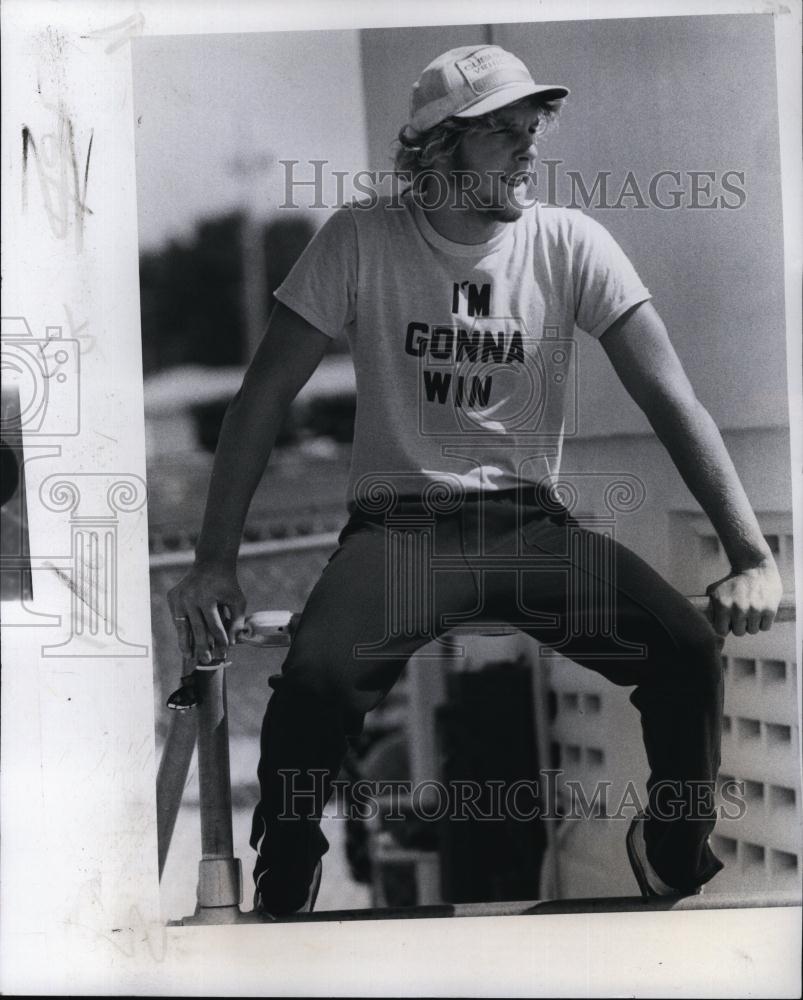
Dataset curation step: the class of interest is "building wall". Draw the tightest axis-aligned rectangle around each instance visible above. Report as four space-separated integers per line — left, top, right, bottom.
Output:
541 426 798 897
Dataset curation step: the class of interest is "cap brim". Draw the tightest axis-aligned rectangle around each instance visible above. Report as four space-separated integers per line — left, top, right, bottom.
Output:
454 82 569 118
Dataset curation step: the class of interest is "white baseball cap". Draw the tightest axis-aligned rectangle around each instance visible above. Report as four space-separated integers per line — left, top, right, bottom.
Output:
408 44 569 134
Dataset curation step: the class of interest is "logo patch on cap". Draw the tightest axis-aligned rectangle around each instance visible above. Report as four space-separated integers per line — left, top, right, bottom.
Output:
456 51 531 95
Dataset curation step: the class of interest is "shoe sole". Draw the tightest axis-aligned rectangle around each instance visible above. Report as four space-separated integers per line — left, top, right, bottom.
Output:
626 814 704 900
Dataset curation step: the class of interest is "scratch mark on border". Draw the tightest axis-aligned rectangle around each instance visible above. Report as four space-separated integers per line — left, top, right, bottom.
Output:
82 12 145 55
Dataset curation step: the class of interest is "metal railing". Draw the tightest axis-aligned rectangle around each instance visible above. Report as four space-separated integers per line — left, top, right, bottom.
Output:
154 573 799 926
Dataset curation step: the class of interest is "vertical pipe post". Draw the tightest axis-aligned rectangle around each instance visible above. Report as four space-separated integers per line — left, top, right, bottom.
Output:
183 667 244 924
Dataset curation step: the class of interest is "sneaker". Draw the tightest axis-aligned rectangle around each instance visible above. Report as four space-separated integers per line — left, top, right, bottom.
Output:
626 812 703 899
253 858 323 919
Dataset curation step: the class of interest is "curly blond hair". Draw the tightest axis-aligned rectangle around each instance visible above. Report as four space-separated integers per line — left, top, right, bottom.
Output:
393 94 564 182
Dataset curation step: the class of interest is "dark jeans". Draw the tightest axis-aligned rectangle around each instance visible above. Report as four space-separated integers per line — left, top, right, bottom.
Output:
250 489 724 912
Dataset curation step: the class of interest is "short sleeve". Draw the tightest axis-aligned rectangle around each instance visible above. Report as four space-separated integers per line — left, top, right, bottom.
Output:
570 212 651 338
273 207 357 338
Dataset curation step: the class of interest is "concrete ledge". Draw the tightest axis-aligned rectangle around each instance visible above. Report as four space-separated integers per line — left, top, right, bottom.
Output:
273 889 803 923
175 890 802 926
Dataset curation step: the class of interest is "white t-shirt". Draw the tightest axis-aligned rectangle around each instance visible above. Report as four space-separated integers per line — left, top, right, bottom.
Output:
274 192 651 506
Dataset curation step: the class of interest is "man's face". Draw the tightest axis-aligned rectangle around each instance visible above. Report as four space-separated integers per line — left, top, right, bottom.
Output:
450 104 540 223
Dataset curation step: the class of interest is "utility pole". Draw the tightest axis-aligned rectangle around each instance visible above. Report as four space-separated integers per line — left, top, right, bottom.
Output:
226 146 275 361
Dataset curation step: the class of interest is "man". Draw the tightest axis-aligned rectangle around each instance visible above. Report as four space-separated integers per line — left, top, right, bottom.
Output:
168 45 783 916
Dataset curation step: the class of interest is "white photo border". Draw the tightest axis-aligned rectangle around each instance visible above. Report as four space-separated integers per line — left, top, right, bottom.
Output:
1 0 801 996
